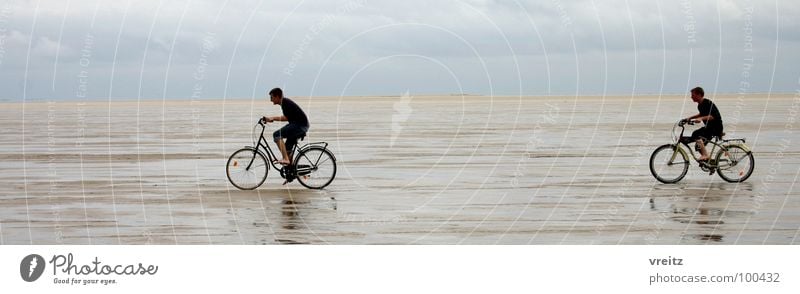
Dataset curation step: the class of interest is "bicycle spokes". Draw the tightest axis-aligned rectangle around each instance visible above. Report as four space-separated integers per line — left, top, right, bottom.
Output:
295 147 336 189
715 145 754 183
227 148 269 190
650 144 690 184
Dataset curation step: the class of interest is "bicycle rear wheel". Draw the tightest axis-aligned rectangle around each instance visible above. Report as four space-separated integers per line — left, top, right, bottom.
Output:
227 148 269 190
716 145 754 183
649 144 689 183
294 147 336 189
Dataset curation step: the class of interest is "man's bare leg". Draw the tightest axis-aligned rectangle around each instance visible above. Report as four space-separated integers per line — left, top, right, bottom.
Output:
275 139 291 165
696 139 709 161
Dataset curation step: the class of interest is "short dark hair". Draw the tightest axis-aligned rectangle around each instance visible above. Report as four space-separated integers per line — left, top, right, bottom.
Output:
269 88 283 98
690 87 704 97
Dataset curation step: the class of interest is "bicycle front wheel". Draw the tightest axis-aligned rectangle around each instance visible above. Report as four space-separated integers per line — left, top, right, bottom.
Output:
227 148 269 190
650 144 689 183
716 145 754 183
294 147 336 189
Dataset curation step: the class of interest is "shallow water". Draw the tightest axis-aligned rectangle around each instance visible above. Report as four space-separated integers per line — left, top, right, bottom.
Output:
1 95 798 244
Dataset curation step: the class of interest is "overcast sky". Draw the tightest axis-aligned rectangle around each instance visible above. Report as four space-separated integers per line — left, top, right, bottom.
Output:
0 0 798 100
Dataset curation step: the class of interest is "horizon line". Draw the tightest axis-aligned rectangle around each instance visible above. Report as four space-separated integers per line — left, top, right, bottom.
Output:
2 91 796 103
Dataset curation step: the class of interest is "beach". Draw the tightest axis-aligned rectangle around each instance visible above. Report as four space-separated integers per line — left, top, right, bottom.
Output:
1 94 798 244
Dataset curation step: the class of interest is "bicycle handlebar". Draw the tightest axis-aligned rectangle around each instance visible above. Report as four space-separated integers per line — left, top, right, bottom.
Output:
258 117 272 126
679 119 696 126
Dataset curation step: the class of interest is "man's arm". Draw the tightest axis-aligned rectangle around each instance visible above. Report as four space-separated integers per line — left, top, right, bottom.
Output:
686 114 715 123
267 115 289 122
262 115 288 123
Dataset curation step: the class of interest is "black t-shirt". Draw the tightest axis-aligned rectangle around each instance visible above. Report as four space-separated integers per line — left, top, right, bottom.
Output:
698 98 722 130
281 97 309 127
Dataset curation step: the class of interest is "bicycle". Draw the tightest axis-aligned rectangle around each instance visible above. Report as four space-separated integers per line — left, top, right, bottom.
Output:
649 119 754 183
226 119 337 190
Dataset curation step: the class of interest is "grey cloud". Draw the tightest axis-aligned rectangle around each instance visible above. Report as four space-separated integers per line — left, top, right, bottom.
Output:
0 0 797 101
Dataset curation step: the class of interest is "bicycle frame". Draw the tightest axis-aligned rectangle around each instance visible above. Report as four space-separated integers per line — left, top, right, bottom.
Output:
669 141 722 165
245 121 330 172
668 121 751 170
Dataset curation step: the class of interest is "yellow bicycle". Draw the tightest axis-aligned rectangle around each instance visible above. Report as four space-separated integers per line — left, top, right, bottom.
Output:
649 119 754 183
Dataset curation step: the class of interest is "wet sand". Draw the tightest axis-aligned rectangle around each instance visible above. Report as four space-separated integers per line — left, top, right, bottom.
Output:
1 94 799 244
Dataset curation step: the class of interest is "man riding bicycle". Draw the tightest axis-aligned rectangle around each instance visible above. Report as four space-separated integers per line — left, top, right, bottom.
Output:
683 87 723 161
261 88 309 176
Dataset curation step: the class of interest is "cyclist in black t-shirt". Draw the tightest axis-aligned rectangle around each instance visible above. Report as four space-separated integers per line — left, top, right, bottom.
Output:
262 88 310 167
683 87 723 161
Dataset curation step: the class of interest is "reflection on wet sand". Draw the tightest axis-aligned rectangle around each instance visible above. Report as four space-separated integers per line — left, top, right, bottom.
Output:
1 96 799 244
649 183 757 243
277 199 311 243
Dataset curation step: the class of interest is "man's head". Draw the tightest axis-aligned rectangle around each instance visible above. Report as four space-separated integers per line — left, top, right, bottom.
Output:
690 87 704 103
269 88 283 105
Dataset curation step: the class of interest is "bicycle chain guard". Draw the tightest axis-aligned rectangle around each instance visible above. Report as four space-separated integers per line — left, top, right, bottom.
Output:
278 165 312 179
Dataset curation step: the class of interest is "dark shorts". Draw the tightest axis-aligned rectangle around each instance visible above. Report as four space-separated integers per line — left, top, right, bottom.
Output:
690 125 723 143
273 123 308 153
